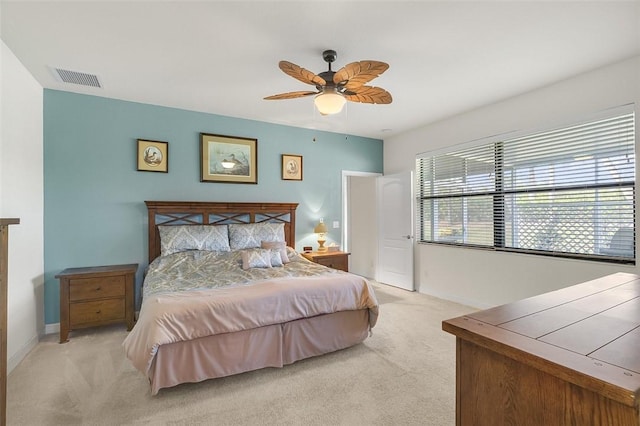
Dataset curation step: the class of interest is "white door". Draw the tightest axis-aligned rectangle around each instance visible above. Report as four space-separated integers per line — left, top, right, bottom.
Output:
376 171 414 290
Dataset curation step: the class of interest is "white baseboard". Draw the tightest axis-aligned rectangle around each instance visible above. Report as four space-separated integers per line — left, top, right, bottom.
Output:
44 322 60 335
7 334 38 374
417 287 493 310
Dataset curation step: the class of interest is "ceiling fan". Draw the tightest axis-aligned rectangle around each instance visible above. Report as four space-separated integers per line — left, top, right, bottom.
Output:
264 49 392 115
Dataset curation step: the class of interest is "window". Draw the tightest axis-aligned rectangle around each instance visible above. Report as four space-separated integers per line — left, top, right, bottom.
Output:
416 109 636 263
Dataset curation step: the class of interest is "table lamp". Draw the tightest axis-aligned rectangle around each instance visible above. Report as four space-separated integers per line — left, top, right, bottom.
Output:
314 219 328 251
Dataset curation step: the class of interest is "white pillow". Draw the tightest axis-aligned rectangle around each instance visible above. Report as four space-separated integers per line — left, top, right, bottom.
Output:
269 250 284 267
158 225 230 256
229 223 285 250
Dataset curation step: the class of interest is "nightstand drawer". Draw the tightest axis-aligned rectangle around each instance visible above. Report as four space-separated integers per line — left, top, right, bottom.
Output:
70 299 125 325
69 276 125 301
314 256 348 271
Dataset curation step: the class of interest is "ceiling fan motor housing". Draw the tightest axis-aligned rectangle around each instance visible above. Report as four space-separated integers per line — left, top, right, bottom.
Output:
319 50 339 89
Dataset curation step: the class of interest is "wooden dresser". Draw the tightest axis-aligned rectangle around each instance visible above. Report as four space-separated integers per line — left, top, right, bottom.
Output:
0 219 19 426
443 272 640 425
302 251 350 272
56 264 137 343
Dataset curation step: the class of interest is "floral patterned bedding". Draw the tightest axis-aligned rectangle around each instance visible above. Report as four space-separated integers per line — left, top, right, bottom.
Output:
143 248 342 299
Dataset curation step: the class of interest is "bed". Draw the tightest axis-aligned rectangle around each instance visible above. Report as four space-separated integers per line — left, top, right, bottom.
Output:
123 201 379 395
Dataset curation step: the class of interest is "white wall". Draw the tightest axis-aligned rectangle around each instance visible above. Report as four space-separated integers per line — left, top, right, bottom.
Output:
1 40 44 371
384 56 640 308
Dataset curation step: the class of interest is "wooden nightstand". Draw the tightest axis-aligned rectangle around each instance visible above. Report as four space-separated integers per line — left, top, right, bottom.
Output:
56 263 137 343
302 251 350 272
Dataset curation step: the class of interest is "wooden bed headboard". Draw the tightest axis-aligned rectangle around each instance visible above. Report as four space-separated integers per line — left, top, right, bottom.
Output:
145 201 298 263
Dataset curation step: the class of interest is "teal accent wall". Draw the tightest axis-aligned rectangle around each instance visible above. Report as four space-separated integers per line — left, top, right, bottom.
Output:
43 90 382 324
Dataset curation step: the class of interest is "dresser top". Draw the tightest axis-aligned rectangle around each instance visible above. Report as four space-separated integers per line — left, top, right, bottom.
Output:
55 263 138 278
443 272 640 406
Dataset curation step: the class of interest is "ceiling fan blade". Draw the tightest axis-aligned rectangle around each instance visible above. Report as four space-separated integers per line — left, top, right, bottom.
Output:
279 61 326 87
343 86 392 104
264 91 319 100
333 61 389 90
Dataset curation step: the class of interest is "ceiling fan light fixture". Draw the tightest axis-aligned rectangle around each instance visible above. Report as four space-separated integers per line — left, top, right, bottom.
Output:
265 50 391 112
314 91 346 115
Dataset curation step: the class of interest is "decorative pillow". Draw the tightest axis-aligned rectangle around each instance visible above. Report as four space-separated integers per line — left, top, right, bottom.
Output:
261 240 290 263
241 248 273 270
158 225 230 256
229 223 285 250
269 250 284 267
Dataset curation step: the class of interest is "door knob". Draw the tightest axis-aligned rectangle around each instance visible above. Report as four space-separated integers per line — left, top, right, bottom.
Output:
405 235 412 239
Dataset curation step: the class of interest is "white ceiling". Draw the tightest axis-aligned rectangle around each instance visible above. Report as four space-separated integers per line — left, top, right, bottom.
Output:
2 1 639 139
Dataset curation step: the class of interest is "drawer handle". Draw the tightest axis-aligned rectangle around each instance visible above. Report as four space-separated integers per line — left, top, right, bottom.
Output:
96 310 101 314
95 286 101 291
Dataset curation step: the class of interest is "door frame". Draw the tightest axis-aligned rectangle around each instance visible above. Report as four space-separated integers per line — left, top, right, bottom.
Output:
341 170 382 253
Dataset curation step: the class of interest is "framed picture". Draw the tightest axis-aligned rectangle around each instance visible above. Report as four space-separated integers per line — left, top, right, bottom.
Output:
137 139 168 173
282 154 303 181
200 133 258 184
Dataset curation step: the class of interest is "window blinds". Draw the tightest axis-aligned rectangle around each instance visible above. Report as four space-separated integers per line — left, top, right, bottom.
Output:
416 110 635 262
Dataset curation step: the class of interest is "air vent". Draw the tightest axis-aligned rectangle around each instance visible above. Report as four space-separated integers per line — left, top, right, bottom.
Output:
51 67 102 88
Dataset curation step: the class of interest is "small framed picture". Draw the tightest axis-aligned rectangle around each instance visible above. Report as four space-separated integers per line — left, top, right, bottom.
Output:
200 133 258 184
137 139 168 173
282 154 303 181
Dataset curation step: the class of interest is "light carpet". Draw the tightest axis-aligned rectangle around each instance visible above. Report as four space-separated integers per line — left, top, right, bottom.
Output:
7 282 474 425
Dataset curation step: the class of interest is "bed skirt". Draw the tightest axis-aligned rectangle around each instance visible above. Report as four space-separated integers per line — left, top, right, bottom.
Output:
148 309 370 395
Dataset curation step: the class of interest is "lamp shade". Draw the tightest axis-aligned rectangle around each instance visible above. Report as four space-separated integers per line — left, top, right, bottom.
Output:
314 221 328 234
314 91 346 115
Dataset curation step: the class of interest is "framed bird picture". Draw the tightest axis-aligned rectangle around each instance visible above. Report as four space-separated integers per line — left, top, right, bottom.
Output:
282 154 303 181
137 139 168 173
200 133 258 184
